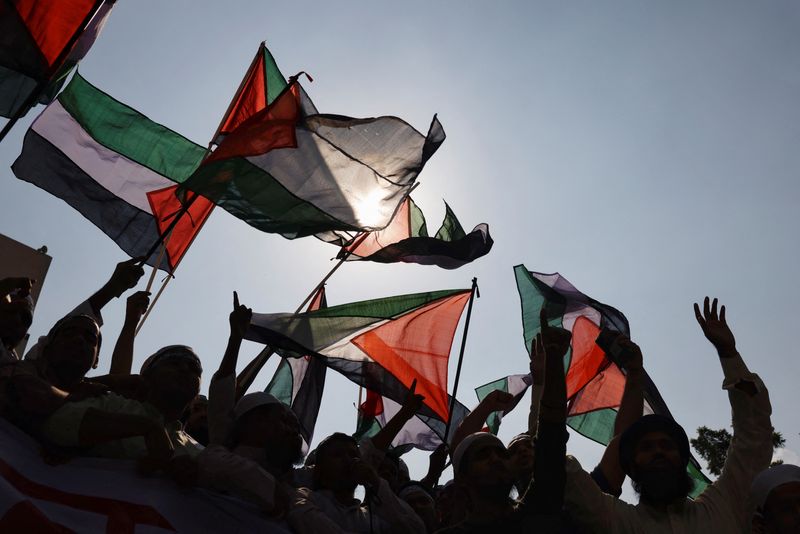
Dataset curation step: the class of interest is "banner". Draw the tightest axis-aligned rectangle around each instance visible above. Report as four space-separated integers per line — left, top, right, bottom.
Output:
0 420 289 533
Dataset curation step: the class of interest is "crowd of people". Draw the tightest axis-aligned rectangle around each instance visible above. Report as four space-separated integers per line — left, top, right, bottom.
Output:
0 258 797 533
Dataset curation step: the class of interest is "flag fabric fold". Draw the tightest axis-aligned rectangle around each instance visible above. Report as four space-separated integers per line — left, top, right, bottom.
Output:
265 286 328 450
335 198 493 269
180 45 446 239
354 389 470 452
11 73 213 271
475 373 533 434
245 288 471 425
513 264 710 495
0 0 112 118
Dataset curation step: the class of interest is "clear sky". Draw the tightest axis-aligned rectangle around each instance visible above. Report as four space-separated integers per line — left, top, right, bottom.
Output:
1 0 798 496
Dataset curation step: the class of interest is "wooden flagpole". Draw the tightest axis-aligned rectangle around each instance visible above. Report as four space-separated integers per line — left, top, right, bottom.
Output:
0 0 106 144
442 277 480 444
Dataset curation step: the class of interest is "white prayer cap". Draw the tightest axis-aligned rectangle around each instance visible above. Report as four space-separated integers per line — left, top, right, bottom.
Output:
234 392 283 420
750 463 800 511
451 432 505 476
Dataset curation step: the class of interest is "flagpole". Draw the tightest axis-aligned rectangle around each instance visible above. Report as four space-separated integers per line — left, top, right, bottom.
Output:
0 0 106 144
442 277 479 444
134 272 173 336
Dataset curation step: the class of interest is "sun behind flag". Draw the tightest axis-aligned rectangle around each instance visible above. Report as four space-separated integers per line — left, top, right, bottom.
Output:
180 44 446 239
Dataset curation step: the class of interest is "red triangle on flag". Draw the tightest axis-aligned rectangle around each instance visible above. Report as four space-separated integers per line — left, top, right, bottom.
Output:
566 316 608 398
216 49 267 139
146 186 215 270
346 198 412 258
351 291 470 421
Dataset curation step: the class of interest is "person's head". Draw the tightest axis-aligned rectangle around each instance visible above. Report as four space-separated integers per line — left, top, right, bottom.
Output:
399 482 437 532
184 394 209 446
750 464 800 534
507 433 535 481
620 415 693 505
452 432 514 504
313 433 360 492
377 451 403 491
0 290 34 350
232 392 303 470
40 315 101 388
140 345 202 418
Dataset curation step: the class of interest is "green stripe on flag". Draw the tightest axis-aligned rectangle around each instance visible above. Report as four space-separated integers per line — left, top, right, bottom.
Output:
514 265 568 354
434 202 466 242
309 289 469 320
266 359 294 406
567 409 617 445
475 377 508 434
409 198 428 238
59 74 207 183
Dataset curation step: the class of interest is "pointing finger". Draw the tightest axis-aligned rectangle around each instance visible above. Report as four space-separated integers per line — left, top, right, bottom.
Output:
233 291 240 308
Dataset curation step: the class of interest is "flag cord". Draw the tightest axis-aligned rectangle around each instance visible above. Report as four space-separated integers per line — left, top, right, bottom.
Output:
442 277 479 444
0 0 106 144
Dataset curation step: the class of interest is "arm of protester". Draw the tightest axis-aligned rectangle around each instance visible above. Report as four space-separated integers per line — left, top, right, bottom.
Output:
595 334 645 495
693 297 773 510
353 459 427 534
370 379 424 452
528 330 546 437
450 389 516 453
207 292 252 445
109 291 150 375
522 311 570 518
87 258 145 319
420 443 448 490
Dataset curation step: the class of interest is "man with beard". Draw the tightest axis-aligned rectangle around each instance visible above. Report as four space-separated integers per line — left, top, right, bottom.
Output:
563 297 774 533
199 291 306 514
436 310 570 534
39 345 202 461
287 432 426 533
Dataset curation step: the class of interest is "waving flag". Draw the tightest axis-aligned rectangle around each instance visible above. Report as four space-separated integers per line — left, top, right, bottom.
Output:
180 45 445 239
513 264 710 495
246 289 471 424
265 286 328 450
12 74 213 271
355 389 470 452
0 0 113 118
329 198 493 269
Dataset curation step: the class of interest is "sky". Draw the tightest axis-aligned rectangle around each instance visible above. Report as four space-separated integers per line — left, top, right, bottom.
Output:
1 0 798 498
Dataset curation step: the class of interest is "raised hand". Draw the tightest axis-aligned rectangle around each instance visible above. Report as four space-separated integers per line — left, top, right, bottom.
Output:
530 331 546 385
229 291 253 340
483 389 517 413
398 378 425 418
124 291 151 326
539 308 572 358
107 258 146 297
694 297 736 356
352 458 380 489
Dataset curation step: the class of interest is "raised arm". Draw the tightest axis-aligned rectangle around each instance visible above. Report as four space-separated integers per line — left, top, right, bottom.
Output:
87 258 145 318
523 309 569 515
450 389 516 453
693 297 773 514
371 379 424 451
420 443 448 490
215 291 252 379
109 291 150 375
596 334 645 494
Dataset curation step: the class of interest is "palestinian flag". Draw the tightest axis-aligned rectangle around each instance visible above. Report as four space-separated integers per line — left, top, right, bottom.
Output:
265 286 328 451
355 389 471 453
513 264 710 496
12 73 214 271
0 0 113 118
245 289 472 425
180 45 445 239
328 198 493 269
475 373 533 434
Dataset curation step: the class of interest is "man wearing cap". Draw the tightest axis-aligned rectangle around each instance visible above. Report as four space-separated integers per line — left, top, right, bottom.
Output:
437 310 569 534
197 292 305 514
39 344 202 461
563 298 774 533
749 463 800 534
287 432 426 533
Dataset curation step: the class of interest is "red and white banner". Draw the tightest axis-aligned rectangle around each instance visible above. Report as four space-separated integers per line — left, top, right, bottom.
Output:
0 420 289 533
